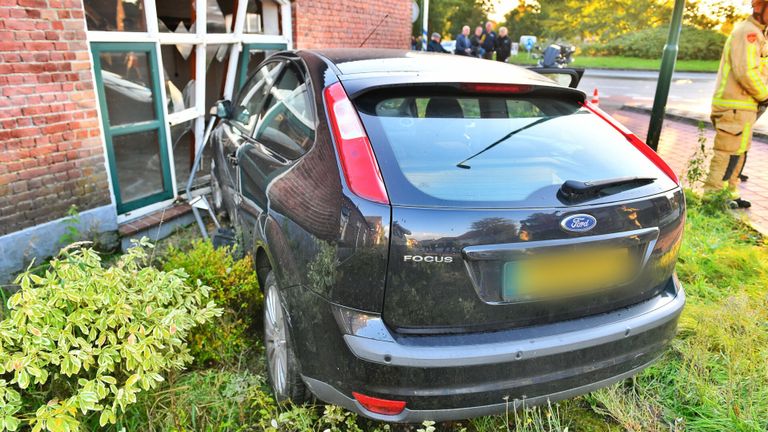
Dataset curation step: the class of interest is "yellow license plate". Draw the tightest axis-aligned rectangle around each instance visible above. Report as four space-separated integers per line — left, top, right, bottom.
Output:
502 248 634 301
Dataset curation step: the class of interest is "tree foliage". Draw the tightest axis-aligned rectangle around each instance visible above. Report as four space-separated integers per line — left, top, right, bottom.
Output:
501 0 749 43
413 0 492 40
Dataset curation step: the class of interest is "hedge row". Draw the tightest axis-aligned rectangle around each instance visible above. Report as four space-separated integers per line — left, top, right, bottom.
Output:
582 26 726 61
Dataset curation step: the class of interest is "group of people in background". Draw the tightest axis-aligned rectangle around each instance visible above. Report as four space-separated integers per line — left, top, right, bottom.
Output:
417 21 512 63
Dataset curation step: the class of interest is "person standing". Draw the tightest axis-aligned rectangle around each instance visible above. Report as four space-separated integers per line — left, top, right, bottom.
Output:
455 26 472 56
470 26 485 58
494 26 512 63
481 21 496 60
427 33 449 53
704 0 768 209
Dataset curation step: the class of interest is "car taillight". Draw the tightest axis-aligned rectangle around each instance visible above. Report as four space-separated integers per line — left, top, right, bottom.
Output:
352 392 406 416
583 101 679 184
324 82 389 204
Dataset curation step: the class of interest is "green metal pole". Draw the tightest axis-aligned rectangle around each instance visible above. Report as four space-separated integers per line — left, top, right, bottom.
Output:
646 0 686 151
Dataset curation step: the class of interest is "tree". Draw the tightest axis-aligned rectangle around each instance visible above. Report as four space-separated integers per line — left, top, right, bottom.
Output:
412 0 493 40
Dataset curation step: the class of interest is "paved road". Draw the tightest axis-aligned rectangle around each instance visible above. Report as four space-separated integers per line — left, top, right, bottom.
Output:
576 68 768 133
577 69 716 114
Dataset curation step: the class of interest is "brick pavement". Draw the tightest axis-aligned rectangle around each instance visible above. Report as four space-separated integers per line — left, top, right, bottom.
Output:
612 109 768 235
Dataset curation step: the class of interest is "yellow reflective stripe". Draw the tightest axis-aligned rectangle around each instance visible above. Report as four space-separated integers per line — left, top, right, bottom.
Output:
746 43 768 100
739 122 752 154
714 37 732 99
712 97 758 110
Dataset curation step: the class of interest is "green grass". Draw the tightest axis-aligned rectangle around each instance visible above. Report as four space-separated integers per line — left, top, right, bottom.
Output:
509 52 720 73
109 191 768 431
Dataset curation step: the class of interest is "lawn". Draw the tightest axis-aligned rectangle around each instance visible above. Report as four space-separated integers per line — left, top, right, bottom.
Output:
5 189 767 431
508 52 720 73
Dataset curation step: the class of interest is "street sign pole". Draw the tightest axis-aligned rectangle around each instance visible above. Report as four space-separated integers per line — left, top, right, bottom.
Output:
422 0 429 51
647 0 686 151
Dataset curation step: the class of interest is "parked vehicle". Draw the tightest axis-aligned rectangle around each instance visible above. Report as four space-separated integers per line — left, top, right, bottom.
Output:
440 40 456 53
537 43 576 68
209 49 685 422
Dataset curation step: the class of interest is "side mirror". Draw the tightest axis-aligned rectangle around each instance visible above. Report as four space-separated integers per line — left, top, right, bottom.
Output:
211 100 233 118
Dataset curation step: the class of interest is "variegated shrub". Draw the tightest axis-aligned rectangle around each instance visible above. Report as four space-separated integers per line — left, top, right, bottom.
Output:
0 239 221 432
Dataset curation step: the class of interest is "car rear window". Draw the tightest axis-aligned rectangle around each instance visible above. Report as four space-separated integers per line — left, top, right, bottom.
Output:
355 91 670 207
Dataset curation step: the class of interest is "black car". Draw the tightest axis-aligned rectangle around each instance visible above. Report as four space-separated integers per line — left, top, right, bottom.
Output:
209 49 685 422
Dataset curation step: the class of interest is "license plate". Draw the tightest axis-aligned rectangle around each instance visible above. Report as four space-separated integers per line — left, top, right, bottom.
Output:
502 247 634 301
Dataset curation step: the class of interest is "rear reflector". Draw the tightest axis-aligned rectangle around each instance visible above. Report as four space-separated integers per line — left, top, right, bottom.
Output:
352 392 406 416
583 102 679 184
324 82 389 204
461 83 533 94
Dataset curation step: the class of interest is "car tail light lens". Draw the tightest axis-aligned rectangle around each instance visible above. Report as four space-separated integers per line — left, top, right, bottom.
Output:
352 392 406 416
460 83 533 94
583 101 679 184
324 82 389 204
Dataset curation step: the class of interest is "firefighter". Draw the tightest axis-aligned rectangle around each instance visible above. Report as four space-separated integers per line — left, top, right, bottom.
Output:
704 0 768 208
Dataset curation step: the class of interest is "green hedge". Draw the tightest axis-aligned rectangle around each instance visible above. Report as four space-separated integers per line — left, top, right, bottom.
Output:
583 26 726 61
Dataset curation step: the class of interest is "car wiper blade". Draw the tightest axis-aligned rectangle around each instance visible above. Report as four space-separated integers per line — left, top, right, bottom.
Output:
456 116 555 169
559 176 657 200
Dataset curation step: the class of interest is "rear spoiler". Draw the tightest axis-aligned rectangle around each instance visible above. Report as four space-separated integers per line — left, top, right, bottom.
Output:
527 67 585 89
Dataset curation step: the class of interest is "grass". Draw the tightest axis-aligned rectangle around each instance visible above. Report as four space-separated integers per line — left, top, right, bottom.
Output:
105 190 767 431
508 52 720 73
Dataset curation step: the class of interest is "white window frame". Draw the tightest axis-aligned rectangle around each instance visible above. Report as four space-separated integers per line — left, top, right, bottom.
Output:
85 0 291 222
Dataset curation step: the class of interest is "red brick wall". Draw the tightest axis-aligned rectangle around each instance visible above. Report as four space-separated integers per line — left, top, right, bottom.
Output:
291 0 411 49
0 0 110 236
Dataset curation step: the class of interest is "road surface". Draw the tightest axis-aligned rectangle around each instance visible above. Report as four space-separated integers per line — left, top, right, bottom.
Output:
576 68 768 134
577 69 716 115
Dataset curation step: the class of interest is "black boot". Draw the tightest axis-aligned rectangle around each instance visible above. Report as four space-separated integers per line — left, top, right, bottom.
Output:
728 198 752 209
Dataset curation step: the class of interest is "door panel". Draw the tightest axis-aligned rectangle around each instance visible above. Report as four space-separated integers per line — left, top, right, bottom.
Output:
91 42 173 214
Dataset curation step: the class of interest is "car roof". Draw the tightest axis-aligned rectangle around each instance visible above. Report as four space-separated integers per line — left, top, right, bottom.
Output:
300 48 574 94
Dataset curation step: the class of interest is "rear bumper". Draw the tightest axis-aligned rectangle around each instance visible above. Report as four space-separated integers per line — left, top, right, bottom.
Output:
303 359 656 423
292 277 685 422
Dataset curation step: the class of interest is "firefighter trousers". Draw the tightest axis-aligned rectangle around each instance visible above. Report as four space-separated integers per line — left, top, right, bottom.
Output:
704 109 756 194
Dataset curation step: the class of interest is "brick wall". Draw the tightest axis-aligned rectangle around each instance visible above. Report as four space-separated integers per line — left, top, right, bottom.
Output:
0 0 110 236
291 0 411 50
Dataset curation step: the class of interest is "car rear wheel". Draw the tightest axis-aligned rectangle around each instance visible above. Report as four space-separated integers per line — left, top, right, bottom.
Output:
263 271 311 403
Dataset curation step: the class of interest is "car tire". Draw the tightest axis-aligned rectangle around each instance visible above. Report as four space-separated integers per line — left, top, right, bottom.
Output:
263 271 312 404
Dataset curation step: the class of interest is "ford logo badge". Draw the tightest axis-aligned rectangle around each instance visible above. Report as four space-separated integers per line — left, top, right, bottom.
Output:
561 214 597 233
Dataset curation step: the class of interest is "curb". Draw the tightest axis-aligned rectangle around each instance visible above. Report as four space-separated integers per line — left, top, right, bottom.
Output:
619 105 768 143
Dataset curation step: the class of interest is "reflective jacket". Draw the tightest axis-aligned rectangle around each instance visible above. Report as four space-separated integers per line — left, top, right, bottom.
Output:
712 16 768 112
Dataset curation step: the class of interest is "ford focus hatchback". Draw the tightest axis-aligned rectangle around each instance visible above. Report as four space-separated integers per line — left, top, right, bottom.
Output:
209 49 685 422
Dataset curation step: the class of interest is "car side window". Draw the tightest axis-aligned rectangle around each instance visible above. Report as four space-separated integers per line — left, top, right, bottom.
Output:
231 61 283 132
252 62 316 159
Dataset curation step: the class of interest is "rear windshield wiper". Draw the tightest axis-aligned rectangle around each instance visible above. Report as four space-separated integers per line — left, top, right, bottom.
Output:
559 176 656 201
456 116 556 169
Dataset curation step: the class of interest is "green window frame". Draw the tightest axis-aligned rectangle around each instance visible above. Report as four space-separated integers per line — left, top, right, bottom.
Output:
90 42 173 214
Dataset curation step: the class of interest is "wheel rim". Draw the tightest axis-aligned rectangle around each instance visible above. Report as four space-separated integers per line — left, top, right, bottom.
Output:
264 283 288 396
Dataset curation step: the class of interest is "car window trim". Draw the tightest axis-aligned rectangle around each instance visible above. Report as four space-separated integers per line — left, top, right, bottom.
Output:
248 59 318 160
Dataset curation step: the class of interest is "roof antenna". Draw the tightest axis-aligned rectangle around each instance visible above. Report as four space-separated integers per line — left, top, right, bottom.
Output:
360 14 389 47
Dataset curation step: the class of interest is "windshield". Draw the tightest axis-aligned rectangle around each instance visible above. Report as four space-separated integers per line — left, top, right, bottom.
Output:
355 92 669 207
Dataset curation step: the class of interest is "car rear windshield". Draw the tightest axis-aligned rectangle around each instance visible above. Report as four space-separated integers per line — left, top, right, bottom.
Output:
354 90 670 207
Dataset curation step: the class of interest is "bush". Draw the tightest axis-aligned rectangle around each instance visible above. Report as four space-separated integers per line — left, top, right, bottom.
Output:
162 241 261 367
583 26 726 61
0 239 220 431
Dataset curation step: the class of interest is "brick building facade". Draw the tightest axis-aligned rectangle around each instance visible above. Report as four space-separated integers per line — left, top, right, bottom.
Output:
0 0 411 279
